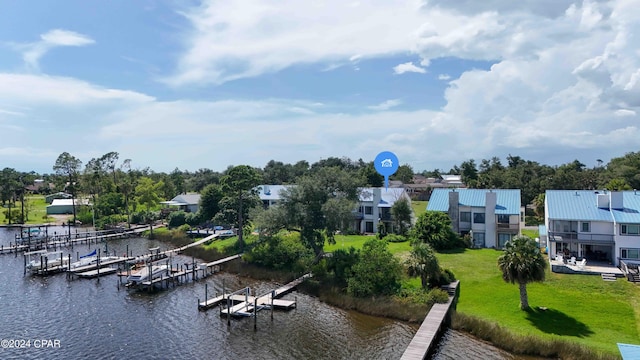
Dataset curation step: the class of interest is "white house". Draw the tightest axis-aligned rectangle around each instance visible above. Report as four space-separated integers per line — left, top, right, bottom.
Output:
160 193 201 213
256 185 411 234
427 188 523 248
46 199 91 215
545 190 640 266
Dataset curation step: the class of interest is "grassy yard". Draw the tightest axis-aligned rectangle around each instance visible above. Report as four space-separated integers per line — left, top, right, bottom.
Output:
521 228 539 239
437 248 640 355
0 195 55 225
411 200 428 217
326 234 412 256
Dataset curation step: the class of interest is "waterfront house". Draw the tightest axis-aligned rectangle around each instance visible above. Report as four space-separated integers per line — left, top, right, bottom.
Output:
427 188 523 248
256 185 411 234
45 192 73 204
545 190 640 266
160 193 201 214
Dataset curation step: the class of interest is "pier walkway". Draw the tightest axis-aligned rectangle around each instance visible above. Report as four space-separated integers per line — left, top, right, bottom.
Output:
400 281 459 360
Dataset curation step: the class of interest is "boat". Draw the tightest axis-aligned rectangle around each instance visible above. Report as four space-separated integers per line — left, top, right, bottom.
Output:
17 228 47 244
126 262 170 284
69 250 120 269
25 250 69 274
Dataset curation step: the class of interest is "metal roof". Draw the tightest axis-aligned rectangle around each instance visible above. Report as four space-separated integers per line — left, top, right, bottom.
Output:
618 343 640 360
171 193 201 205
257 185 292 201
427 189 521 215
545 190 640 223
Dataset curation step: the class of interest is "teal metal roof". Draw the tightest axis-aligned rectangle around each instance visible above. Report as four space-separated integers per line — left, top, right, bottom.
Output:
618 343 640 360
427 189 521 215
546 190 640 223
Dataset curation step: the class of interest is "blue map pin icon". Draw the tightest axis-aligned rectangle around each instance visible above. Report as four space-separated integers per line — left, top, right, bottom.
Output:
374 151 399 191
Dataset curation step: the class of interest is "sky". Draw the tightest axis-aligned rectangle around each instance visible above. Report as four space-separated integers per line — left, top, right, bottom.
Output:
0 0 639 174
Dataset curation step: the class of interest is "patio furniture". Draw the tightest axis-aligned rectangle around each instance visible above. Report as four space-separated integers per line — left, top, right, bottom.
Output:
568 257 576 266
577 259 587 269
555 255 563 263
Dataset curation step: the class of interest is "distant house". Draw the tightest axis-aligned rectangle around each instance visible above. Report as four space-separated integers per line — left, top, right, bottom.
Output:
545 190 640 266
160 193 201 213
46 199 90 215
45 192 73 204
404 175 466 200
256 185 412 234
427 188 523 248
257 185 291 208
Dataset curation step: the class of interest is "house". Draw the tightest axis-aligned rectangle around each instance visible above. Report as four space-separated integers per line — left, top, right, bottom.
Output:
256 185 411 234
545 190 640 266
404 175 466 200
160 193 201 213
45 192 73 204
46 199 90 215
427 188 523 248
257 185 291 208
354 187 411 234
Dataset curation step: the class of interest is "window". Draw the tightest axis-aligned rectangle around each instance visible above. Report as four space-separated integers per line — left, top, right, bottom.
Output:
620 248 640 259
621 224 640 235
581 222 590 232
365 206 373 215
460 212 471 222
473 213 485 224
498 233 512 248
497 214 509 224
473 232 485 248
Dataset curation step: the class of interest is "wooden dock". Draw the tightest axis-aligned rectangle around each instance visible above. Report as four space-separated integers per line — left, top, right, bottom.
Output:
69 257 129 273
400 281 459 360
76 267 118 278
1 225 159 255
209 274 311 316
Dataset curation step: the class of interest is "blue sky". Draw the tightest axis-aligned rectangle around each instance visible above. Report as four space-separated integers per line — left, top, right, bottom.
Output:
1 0 639 174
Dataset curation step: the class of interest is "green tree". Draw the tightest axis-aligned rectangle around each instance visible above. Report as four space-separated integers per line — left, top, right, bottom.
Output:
358 161 384 187
605 178 632 191
532 193 545 218
53 152 83 224
412 211 460 250
220 165 262 251
391 197 412 236
199 183 223 222
135 177 164 238
497 235 546 310
392 164 414 184
0 168 20 224
405 243 441 289
258 167 363 256
347 238 402 297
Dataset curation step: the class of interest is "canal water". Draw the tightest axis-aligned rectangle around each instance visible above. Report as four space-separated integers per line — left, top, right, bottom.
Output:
0 227 528 359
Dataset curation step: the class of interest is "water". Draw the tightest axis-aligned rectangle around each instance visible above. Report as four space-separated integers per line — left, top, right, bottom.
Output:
0 228 521 359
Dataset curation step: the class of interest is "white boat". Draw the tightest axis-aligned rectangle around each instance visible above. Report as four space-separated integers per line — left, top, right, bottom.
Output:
69 250 120 269
25 250 69 274
17 228 47 244
126 262 170 284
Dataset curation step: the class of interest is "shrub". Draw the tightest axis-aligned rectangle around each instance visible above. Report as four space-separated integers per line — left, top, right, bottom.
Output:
347 238 402 297
76 208 94 225
245 233 314 273
426 288 449 304
177 224 191 233
185 212 201 226
385 234 408 243
167 211 187 228
130 211 144 224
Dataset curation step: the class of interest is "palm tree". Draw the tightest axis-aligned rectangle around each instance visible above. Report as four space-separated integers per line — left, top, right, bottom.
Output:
406 243 440 289
498 235 546 310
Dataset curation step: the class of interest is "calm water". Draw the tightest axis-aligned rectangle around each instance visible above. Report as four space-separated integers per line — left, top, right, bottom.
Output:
0 227 521 359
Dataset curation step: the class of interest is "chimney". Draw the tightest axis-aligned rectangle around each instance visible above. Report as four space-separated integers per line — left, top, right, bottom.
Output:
448 191 460 233
597 193 609 208
610 191 624 210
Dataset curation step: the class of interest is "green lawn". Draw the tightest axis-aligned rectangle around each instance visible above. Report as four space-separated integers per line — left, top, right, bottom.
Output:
411 200 428 217
437 248 640 355
326 234 412 256
521 228 539 239
0 195 55 225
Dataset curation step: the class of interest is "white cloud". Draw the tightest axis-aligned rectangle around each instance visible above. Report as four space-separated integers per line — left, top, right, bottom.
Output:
165 0 428 85
393 62 426 74
615 109 637 117
16 29 94 71
438 74 451 80
368 99 403 111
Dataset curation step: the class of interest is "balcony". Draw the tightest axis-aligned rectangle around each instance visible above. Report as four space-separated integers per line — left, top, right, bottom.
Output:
496 223 519 231
549 232 614 244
